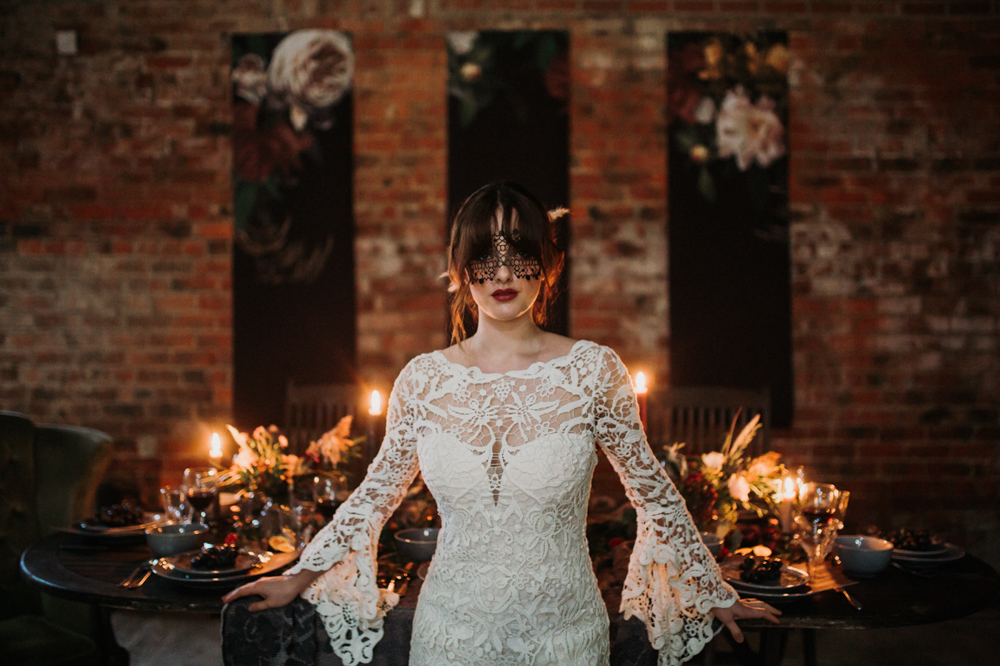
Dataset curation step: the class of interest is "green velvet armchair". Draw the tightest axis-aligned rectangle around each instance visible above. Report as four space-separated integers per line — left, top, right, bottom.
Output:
0 410 115 665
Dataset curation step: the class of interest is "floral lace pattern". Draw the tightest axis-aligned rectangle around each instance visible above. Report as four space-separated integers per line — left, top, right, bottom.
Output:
288 341 737 666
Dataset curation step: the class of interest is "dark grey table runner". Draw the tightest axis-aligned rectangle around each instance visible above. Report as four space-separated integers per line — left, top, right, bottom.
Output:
222 597 659 666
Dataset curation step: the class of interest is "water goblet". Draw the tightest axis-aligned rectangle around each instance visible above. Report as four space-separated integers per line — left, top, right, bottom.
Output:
159 485 188 523
797 517 839 579
183 467 218 525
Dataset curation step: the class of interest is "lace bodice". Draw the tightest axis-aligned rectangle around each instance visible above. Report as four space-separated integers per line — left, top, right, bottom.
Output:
288 341 737 666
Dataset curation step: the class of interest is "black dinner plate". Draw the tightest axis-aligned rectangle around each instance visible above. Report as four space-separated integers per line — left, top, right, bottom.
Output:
65 514 163 543
720 561 810 592
151 549 300 588
164 550 260 578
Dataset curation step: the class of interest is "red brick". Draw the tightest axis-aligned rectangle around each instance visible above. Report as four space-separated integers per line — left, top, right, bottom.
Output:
146 56 193 69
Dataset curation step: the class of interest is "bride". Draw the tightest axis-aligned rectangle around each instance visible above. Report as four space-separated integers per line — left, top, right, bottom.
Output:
224 181 780 665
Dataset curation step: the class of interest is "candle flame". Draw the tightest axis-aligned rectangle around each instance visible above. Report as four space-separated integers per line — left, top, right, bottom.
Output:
369 389 383 416
634 371 648 394
209 432 223 460
782 476 796 499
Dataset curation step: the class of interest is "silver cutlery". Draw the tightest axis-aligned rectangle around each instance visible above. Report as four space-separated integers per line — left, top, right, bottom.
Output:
835 586 863 610
119 565 144 588
120 559 158 589
130 567 153 589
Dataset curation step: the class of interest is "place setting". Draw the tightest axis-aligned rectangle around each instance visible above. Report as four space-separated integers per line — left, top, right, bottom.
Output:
59 501 164 545
883 529 966 569
148 539 299 589
718 481 862 607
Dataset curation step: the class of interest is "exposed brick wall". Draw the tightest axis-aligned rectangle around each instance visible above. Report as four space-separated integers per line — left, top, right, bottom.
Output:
1 1 998 561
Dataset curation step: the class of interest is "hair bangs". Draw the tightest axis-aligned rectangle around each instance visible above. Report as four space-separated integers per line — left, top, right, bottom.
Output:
447 181 566 343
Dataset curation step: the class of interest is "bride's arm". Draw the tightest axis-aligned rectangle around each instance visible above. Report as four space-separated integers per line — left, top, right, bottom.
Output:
223 566 323 610
224 360 424 614
591 347 778 661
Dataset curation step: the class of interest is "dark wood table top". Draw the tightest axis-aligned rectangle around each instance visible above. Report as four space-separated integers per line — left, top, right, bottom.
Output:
736 554 1000 630
23 532 1000 629
21 532 242 612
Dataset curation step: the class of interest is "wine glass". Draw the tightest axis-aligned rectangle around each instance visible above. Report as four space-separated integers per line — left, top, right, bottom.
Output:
313 475 342 524
798 483 840 527
183 467 218 526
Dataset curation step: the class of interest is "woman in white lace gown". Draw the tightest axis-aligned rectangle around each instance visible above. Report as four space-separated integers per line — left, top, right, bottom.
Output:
225 182 780 665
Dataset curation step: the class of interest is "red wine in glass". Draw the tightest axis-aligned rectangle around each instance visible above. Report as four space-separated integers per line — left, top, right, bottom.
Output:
187 488 217 513
802 506 836 525
316 497 340 521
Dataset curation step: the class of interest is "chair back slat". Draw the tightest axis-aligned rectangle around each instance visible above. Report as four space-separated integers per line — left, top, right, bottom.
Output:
284 381 358 453
647 386 770 457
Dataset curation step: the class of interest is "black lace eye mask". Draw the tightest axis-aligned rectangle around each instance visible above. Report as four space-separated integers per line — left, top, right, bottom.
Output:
468 233 542 284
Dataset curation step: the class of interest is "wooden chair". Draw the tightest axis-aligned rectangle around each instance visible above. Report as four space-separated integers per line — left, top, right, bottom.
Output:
284 381 358 453
645 386 770 457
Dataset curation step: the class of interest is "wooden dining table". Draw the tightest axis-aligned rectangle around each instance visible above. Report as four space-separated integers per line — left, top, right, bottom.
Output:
21 532 1000 666
19 531 298 666
21 532 238 612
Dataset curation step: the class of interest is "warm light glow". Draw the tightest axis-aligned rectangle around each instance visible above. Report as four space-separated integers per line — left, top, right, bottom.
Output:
368 389 383 416
209 432 223 460
634 371 648 395
782 476 796 500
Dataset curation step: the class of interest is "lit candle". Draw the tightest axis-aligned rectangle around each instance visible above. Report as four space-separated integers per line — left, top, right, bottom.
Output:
369 390 383 416
634 371 649 432
779 475 795 533
209 432 223 462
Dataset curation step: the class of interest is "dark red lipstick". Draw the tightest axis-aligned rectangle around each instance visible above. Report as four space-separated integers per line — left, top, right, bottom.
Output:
491 289 518 302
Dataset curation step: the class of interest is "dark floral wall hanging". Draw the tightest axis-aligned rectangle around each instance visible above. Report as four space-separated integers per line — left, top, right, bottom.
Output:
667 32 793 427
231 30 356 428
447 30 571 336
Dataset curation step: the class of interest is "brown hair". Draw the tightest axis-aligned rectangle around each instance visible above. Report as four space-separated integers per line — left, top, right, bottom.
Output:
447 182 565 343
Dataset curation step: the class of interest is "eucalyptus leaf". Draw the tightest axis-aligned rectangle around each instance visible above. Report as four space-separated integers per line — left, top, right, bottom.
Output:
233 181 258 230
535 36 559 72
698 166 717 204
459 95 479 127
511 31 533 50
261 175 282 200
674 128 701 154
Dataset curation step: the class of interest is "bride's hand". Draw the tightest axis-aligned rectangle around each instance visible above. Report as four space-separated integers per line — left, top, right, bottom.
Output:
711 598 782 643
222 569 322 611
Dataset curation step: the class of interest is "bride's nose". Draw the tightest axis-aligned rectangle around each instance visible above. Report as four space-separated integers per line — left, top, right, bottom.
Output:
494 261 513 282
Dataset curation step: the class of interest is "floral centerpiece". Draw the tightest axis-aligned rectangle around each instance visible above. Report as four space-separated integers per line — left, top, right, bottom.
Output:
302 415 365 481
218 416 363 505
659 414 786 539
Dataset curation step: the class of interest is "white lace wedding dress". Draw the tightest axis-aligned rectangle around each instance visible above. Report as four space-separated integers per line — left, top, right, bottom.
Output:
287 341 738 666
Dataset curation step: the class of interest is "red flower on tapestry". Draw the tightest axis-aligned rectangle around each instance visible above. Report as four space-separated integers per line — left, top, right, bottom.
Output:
232 101 314 183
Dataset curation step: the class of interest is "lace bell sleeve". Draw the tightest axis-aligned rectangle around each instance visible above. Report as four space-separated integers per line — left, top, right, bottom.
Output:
592 348 739 666
285 362 422 666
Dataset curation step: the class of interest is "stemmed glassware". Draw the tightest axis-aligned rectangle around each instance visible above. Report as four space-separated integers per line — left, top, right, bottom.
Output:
313 475 342 524
796 482 841 577
833 491 850 530
183 467 218 526
159 485 188 523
